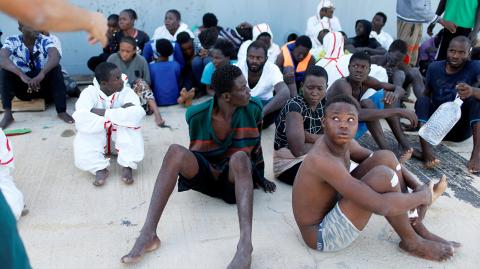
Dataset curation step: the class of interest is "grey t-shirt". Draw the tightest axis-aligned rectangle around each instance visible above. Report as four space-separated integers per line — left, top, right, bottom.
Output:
107 53 151 86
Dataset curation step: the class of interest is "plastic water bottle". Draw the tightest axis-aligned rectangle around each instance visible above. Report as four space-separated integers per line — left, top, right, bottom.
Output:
419 97 463 145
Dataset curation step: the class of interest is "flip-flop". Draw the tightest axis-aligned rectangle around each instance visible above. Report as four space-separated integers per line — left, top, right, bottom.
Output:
4 128 32 136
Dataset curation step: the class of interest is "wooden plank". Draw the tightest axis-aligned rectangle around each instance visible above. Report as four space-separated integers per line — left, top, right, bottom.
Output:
0 98 46 111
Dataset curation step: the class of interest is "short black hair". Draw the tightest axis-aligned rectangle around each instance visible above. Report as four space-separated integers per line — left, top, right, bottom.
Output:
449 35 472 48
95 62 118 83
375 12 387 24
121 9 137 20
107 14 119 22
213 38 236 59
295 35 313 50
287 33 298 42
176 31 192 45
155 39 173 57
120 36 137 48
211 64 243 96
167 9 181 20
325 94 360 113
247 40 268 58
388 39 407 54
203 13 218 28
199 27 219 49
350 51 371 66
303 65 328 84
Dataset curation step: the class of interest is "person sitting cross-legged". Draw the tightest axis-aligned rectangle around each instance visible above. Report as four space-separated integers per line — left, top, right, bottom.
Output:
0 22 74 129
292 94 459 261
120 64 276 268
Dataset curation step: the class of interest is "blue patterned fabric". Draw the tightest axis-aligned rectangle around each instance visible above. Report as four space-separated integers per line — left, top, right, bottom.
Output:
2 34 55 73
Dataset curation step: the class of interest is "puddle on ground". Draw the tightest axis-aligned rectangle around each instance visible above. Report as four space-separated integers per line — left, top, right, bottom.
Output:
61 129 75 137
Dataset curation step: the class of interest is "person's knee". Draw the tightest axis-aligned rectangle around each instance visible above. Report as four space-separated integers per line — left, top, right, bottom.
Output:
372 150 399 168
360 99 375 108
229 151 251 174
365 165 398 190
165 144 189 162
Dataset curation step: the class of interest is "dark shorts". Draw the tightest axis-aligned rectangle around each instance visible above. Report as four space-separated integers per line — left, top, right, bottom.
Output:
277 162 302 185
177 152 263 204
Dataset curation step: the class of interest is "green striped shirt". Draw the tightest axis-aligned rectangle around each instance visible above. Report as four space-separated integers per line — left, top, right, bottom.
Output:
186 97 264 176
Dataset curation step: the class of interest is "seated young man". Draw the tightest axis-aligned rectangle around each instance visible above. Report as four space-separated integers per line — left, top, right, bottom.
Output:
107 36 164 126
201 39 237 95
0 22 74 129
120 65 276 267
415 36 480 172
292 94 458 261
275 35 315 95
149 39 181 106
73 62 145 186
328 52 417 162
274 66 327 185
370 12 393 50
237 23 281 64
371 40 425 104
347 20 386 56
237 40 290 127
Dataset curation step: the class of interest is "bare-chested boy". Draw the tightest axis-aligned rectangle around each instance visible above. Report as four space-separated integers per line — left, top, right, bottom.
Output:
121 64 276 268
292 94 458 261
328 51 417 162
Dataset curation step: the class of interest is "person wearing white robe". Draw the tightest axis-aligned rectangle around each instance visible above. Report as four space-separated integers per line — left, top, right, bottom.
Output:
73 63 145 185
0 129 24 220
305 0 342 48
152 10 194 41
237 23 281 64
317 32 388 89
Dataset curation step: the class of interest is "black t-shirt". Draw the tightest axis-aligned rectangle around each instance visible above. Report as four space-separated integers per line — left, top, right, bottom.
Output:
274 96 325 150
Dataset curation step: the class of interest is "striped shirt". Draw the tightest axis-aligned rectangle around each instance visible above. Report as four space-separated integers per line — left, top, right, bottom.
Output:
186 97 264 176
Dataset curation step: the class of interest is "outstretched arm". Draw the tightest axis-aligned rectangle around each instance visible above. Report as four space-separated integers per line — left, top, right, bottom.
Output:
0 0 108 46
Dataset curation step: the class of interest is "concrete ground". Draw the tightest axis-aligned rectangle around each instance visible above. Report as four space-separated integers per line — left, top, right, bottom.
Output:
7 97 480 269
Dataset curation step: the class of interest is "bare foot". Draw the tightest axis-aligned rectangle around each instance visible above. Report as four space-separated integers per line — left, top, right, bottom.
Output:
121 167 134 185
399 238 454 261
0 112 14 129
58 112 75 124
432 175 447 203
467 153 480 174
412 222 461 249
120 233 161 264
398 147 413 164
155 115 165 127
227 243 253 269
93 168 109 186
177 88 188 105
184 88 196 107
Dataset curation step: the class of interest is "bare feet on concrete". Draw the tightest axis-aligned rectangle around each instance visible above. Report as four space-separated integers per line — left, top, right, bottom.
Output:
121 166 134 185
58 112 75 124
0 111 14 129
226 242 253 269
399 237 454 261
93 168 109 186
120 232 161 264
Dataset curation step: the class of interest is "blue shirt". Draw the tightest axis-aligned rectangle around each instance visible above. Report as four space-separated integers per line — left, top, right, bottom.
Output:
149 61 181 106
201 60 237 85
142 40 185 69
426 60 480 106
2 34 55 73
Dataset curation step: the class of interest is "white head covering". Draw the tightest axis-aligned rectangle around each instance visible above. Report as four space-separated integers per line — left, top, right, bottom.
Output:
316 0 334 21
317 32 350 87
252 23 274 41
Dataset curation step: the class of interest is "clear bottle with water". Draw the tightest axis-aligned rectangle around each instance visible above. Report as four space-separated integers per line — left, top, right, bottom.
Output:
419 97 463 145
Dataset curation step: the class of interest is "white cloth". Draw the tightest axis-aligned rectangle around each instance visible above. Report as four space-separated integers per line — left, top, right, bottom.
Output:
305 1 342 48
152 22 194 41
237 23 281 64
318 32 388 90
370 30 394 50
73 74 145 174
237 60 284 100
0 130 24 220
48 34 63 57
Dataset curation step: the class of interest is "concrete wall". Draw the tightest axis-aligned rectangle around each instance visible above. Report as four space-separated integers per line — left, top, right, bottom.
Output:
0 0 440 75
